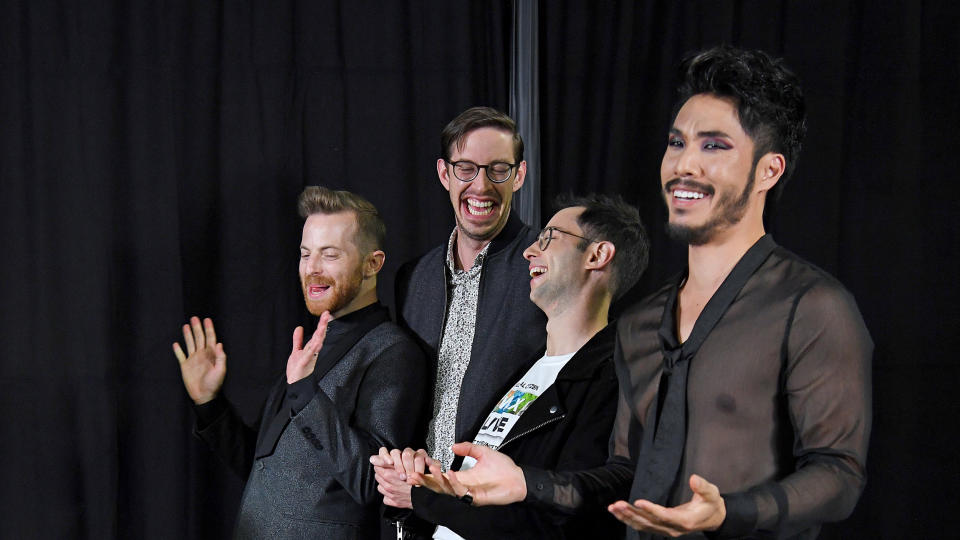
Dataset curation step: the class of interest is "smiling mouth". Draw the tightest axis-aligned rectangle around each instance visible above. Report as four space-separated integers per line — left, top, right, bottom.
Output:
529 266 546 278
672 189 707 200
308 285 330 298
465 198 496 216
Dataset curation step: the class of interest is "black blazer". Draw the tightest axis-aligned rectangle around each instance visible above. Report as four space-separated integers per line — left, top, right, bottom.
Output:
408 324 626 540
195 320 428 540
394 212 548 444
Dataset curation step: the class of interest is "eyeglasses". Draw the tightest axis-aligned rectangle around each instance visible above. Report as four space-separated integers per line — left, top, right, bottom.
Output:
537 226 597 251
445 160 517 183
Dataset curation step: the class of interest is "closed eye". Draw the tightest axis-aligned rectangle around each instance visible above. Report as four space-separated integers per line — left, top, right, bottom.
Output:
703 139 731 150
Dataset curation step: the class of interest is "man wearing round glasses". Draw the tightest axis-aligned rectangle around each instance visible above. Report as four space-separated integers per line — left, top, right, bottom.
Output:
375 195 649 539
389 107 547 537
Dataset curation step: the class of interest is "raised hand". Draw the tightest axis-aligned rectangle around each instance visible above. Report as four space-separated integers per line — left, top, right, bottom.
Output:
172 316 227 405
285 311 333 384
607 474 726 535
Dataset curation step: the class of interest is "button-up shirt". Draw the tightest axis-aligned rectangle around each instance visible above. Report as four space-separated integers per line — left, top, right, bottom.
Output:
426 228 490 469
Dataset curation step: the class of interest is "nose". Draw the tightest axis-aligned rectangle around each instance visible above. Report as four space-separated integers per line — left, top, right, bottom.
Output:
467 168 497 191
523 240 539 260
303 254 322 274
671 144 701 178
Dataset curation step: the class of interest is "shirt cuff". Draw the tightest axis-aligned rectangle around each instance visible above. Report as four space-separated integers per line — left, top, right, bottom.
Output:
522 466 554 506
286 377 317 416
708 491 757 539
193 394 228 430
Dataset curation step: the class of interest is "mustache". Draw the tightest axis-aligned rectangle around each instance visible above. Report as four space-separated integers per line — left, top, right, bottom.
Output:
664 178 715 196
303 276 334 287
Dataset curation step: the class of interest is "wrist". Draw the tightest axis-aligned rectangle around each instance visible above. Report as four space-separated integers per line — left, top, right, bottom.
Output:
192 391 218 405
515 464 527 500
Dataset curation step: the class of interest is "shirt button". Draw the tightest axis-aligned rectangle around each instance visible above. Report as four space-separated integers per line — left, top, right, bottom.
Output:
536 483 544 491
549 406 558 414
302 426 312 434
290 393 298 400
257 461 264 470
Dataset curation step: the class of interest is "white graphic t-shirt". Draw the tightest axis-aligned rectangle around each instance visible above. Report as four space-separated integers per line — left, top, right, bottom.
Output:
433 351 576 540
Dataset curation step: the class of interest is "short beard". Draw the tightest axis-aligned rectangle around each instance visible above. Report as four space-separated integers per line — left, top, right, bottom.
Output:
301 270 364 316
667 163 756 246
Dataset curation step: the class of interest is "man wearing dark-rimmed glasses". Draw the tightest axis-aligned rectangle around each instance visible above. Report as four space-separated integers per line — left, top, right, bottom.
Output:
375 194 649 539
387 106 547 537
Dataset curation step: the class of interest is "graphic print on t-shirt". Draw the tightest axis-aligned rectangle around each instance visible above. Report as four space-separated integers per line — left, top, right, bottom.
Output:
472 352 574 451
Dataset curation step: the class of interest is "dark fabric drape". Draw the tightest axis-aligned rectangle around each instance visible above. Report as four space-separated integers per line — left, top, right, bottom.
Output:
0 1 510 538
1 1 957 538
538 1 959 538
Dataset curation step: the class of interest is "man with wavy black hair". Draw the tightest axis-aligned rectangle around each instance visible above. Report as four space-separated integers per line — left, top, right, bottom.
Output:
430 46 872 540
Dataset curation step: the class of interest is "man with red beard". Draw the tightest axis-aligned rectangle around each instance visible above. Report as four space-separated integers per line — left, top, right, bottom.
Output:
173 186 428 539
413 47 872 540
388 107 548 536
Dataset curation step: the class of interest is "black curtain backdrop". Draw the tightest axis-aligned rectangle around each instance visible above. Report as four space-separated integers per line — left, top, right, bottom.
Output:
0 1 956 538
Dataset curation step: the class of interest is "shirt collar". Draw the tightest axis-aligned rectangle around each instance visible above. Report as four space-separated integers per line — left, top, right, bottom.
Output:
444 227 490 278
326 301 388 336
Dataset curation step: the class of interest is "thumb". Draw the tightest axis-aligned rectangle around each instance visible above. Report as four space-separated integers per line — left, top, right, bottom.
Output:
689 474 718 497
215 343 227 368
451 441 479 458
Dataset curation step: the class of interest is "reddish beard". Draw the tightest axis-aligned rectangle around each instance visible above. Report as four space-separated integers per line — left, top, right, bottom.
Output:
301 272 363 316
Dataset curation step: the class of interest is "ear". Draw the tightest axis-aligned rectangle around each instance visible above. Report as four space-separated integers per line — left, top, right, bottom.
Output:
437 159 451 191
364 250 386 278
511 161 527 192
755 152 785 194
585 241 615 271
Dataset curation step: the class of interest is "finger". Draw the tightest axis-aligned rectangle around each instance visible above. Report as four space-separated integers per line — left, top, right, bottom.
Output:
390 448 405 477
214 343 226 369
689 473 719 499
413 451 426 474
375 466 404 483
401 448 417 477
377 447 393 466
304 311 332 355
608 501 655 531
182 324 196 355
173 343 187 364
375 471 399 489
451 441 481 459
190 316 205 349
203 318 217 347
291 326 304 352
446 470 470 500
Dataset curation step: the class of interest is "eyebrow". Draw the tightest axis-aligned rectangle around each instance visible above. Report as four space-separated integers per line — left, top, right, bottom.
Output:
669 127 733 139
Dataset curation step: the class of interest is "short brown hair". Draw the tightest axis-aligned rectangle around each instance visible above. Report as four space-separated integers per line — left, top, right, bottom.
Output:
297 186 385 253
440 106 524 162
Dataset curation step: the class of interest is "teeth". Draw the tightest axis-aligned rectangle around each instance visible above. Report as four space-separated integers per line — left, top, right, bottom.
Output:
529 266 546 277
466 199 495 216
673 189 705 200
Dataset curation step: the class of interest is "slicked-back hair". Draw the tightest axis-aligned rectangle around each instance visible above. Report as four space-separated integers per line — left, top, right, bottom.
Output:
440 106 524 163
554 193 649 301
673 45 807 202
297 186 386 253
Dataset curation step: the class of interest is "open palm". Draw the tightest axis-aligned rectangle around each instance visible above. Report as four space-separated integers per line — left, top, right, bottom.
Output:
172 316 227 404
